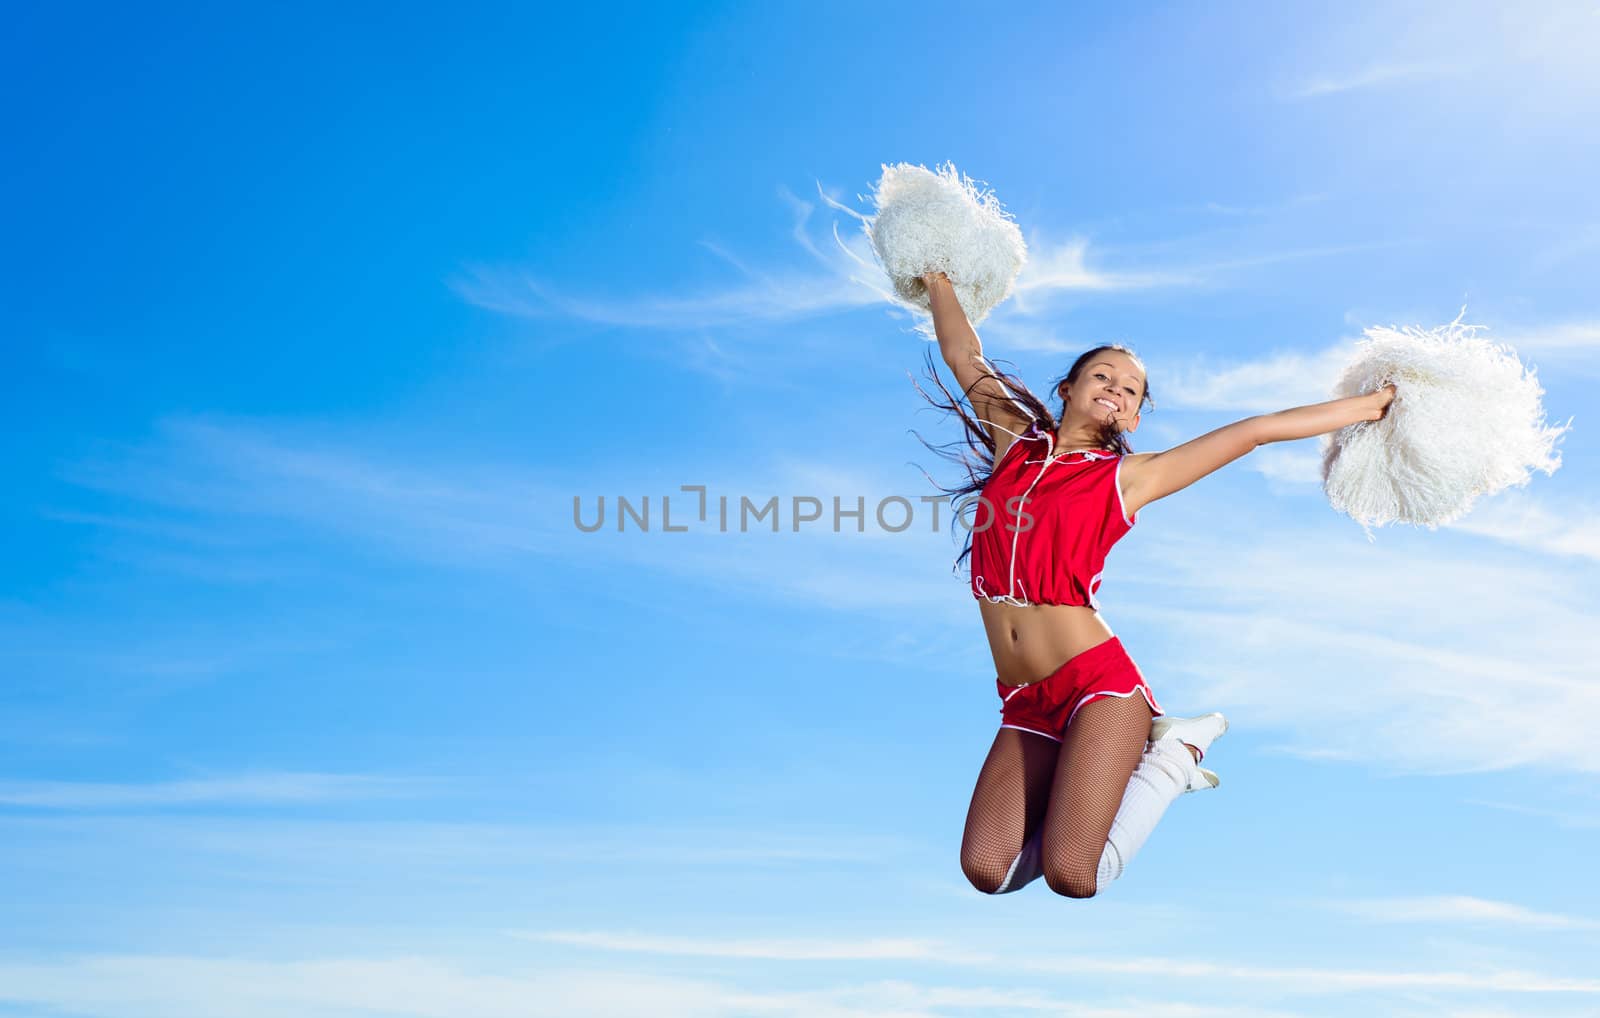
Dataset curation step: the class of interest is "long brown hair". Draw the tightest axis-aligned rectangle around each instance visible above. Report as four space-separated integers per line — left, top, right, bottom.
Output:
910 343 1155 568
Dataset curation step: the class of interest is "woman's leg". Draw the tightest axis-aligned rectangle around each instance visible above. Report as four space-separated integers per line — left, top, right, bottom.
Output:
960 727 1060 893
1038 693 1158 898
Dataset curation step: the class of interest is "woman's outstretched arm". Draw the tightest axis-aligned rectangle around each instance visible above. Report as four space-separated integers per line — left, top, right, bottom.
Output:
1254 388 1398 444
1122 386 1397 514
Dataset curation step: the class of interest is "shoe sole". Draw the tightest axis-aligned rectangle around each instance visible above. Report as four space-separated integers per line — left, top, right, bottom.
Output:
1150 712 1229 744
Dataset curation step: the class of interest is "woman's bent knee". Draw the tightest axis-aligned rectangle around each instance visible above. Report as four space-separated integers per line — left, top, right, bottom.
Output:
961 853 1006 895
1043 864 1099 899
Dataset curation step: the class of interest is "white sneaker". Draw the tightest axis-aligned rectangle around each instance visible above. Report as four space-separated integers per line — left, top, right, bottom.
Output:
1149 712 1228 793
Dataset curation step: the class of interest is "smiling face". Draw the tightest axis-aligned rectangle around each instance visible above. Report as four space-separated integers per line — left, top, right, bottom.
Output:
1059 350 1146 434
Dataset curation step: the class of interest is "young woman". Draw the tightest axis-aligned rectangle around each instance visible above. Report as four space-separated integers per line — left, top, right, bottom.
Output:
918 270 1396 898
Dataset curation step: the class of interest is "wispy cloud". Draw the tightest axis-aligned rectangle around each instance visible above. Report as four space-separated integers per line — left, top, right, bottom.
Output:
1200 193 1331 217
452 183 886 330
523 927 1600 995
455 178 1406 341
1106 329 1596 773
0 816 907 869
61 417 557 568
1009 236 1188 298
450 259 880 330
1327 896 1600 931
1240 445 1323 486
1155 342 1354 411
1503 320 1600 377
0 957 736 1018
529 930 942 961
1509 321 1600 352
0 953 1315 1018
1119 511 1600 774
1447 491 1600 563
0 772 439 810
1286 61 1463 99
1464 798 1600 830
60 417 978 626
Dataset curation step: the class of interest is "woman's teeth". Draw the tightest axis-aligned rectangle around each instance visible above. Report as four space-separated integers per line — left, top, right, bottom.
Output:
1096 399 1118 411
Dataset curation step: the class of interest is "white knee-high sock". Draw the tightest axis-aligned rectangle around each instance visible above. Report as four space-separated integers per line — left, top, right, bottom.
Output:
1096 738 1195 889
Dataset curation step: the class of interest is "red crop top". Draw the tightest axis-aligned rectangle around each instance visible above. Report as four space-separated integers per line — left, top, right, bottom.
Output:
969 422 1137 609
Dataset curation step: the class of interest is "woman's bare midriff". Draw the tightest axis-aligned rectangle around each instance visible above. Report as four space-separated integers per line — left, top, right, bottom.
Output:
980 599 1117 687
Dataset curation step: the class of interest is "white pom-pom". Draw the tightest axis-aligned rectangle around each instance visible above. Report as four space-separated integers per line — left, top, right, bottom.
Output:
864 161 1026 327
1321 311 1572 537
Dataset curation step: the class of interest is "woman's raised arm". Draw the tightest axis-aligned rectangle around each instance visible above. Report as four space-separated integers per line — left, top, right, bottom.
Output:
1121 386 1397 515
922 272 1033 447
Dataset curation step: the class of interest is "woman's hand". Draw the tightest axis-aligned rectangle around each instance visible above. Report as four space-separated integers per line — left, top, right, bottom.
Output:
919 269 951 295
1368 383 1398 420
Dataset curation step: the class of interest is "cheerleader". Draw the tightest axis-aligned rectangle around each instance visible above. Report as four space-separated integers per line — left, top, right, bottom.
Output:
917 270 1397 897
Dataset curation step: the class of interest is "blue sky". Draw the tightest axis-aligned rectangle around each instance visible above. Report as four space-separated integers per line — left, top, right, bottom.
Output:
3 1 1599 1015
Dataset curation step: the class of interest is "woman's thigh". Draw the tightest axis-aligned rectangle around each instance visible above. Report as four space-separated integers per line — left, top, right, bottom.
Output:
1038 694 1153 891
960 727 1059 891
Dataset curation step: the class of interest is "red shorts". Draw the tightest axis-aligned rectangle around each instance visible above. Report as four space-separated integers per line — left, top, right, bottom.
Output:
996 636 1164 743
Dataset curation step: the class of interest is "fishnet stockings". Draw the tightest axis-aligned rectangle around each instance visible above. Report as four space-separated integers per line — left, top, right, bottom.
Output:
959 727 1058 894
960 694 1157 897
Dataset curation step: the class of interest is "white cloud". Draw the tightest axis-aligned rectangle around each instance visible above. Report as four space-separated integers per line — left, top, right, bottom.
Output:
1155 343 1353 411
527 931 943 961
1463 798 1600 830
1498 320 1600 377
0 815 911 870
0 952 1322 1018
1447 491 1600 563
452 183 888 330
0 957 740 1018
1200 194 1331 217
60 407 1598 779
1328 895 1600 931
60 417 978 624
2 914 1598 1018
1241 445 1323 486
1286 61 1464 99
519 928 1600 995
0 773 440 809
1117 511 1600 774
1009 236 1187 300
452 177 1408 344
1507 321 1600 353
61 417 560 568
450 260 881 330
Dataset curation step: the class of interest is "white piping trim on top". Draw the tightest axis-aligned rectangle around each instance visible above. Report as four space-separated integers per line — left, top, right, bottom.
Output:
972 418 1043 608
1023 447 1114 465
1065 684 1164 729
972 419 1055 608
1000 428 1062 604
1113 454 1137 527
